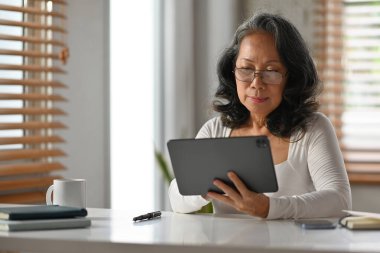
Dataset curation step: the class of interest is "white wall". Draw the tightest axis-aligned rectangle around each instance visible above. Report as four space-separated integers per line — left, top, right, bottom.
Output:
243 0 314 46
60 0 109 208
193 0 240 130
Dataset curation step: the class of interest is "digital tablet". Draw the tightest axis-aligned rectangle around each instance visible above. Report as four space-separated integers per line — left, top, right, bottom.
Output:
167 136 278 196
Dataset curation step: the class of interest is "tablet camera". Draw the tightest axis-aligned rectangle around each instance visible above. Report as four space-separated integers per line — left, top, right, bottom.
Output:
256 138 268 148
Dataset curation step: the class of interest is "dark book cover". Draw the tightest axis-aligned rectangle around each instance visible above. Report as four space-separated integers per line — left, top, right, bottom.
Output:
0 217 91 231
0 205 88 220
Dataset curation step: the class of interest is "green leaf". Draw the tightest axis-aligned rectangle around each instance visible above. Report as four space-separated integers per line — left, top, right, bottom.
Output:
154 148 174 184
196 202 213 214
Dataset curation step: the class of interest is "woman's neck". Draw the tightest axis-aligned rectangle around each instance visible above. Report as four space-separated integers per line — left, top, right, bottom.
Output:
232 119 270 137
243 115 268 134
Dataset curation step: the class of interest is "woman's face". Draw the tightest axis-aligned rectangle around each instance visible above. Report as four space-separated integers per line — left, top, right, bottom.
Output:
235 32 287 120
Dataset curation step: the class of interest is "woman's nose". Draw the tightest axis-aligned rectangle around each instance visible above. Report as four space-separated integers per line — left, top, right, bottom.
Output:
249 73 265 90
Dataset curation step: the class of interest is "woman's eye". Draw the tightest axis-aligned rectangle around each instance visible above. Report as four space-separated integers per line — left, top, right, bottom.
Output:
266 65 282 71
240 68 253 74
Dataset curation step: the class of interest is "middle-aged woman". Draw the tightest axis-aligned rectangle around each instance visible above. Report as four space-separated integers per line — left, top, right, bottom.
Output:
168 13 352 219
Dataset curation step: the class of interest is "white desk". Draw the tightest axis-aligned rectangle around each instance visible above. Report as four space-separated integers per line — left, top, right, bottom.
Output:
0 207 380 253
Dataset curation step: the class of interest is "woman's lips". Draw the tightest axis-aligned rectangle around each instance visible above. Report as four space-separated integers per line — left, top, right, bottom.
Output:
248 96 268 104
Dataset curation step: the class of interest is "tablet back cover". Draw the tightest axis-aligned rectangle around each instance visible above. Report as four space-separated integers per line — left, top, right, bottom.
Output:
167 136 278 195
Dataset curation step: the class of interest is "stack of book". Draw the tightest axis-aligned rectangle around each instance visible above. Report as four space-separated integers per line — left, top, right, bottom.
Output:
0 205 91 232
341 210 380 230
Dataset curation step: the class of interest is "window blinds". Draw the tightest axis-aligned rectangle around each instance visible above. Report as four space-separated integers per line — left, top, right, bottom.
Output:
315 0 380 183
0 0 68 203
314 0 344 137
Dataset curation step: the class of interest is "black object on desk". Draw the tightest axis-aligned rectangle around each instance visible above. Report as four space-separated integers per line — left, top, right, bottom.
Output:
0 205 88 220
0 217 91 231
295 219 337 229
133 211 161 222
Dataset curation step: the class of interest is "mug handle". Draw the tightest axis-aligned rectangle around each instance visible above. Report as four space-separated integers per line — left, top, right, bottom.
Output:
46 185 54 205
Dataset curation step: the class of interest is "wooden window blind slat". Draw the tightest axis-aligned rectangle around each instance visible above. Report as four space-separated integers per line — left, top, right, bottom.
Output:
315 6 343 15
0 78 67 88
319 107 344 115
0 108 66 115
315 31 343 37
348 173 380 184
315 20 343 27
0 34 67 47
0 93 66 101
0 4 66 18
0 121 66 130
0 19 67 33
316 64 344 72
0 162 65 176
319 97 344 105
346 163 380 173
0 49 62 59
0 135 64 145
0 149 66 161
0 191 50 204
0 0 68 203
314 41 344 49
322 86 345 93
0 176 61 191
0 64 66 73
314 52 342 61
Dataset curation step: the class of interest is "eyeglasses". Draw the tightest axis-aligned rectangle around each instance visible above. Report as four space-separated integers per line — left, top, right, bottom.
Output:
234 68 284 85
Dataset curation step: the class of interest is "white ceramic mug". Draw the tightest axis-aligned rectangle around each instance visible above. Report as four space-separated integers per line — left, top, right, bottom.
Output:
46 179 86 208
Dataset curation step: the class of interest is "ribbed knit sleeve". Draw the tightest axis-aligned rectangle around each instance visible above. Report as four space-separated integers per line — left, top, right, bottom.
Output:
266 113 352 219
168 178 210 213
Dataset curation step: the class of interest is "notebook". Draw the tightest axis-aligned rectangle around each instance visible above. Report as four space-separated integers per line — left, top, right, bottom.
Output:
341 210 380 230
0 217 91 232
0 205 88 220
167 136 278 195
340 216 380 230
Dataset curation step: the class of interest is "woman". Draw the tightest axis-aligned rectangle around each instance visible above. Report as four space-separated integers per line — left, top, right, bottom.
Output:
168 13 352 219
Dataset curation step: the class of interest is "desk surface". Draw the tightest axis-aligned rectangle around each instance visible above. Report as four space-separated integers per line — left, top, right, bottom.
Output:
0 207 380 253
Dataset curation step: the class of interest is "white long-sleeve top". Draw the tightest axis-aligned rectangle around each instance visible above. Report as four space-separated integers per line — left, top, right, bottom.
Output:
168 112 352 219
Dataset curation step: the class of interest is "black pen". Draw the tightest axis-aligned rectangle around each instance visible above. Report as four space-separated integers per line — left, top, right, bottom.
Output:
133 211 161 222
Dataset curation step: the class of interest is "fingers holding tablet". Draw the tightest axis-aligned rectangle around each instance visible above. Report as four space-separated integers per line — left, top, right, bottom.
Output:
207 171 270 218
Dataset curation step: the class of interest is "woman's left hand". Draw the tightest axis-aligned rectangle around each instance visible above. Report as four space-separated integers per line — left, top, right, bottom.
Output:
207 171 269 218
